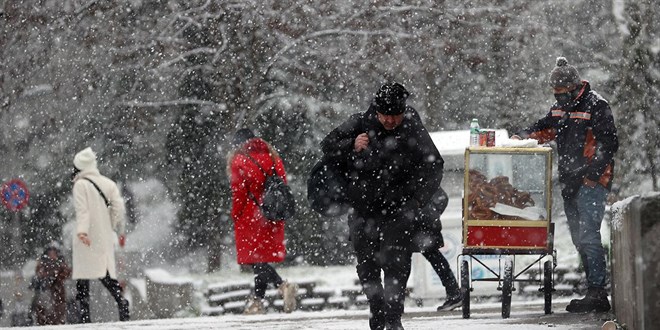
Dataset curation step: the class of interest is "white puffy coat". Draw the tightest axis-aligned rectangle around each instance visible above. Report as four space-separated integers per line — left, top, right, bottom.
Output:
71 169 126 280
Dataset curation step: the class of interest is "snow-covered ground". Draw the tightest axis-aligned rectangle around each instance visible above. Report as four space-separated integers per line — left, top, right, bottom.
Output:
20 299 607 330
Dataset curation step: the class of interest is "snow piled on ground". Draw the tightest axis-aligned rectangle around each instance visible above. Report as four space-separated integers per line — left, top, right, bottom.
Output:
23 300 598 330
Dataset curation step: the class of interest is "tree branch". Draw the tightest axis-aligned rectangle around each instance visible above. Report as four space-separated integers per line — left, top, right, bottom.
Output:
158 47 218 69
263 29 413 78
117 99 220 108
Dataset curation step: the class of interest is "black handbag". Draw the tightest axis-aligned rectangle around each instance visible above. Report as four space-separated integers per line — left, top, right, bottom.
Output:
307 156 351 217
241 153 296 221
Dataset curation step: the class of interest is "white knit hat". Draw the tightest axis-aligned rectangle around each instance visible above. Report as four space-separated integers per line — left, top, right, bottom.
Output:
73 147 97 171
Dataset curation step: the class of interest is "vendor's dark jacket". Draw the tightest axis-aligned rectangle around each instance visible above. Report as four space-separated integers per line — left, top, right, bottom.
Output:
518 81 618 198
321 105 443 218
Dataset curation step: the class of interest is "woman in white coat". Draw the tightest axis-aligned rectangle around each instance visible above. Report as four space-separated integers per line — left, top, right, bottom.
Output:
71 147 129 323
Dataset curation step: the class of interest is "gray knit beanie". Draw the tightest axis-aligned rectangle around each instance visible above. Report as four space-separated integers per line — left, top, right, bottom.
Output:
549 57 581 88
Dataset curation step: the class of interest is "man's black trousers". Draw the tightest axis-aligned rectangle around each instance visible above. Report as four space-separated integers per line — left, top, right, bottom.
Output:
349 212 413 330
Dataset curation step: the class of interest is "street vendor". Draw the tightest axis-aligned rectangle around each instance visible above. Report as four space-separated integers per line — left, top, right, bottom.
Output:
512 57 618 313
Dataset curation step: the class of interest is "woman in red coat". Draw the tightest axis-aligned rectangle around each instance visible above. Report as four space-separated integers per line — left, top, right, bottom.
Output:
227 128 297 314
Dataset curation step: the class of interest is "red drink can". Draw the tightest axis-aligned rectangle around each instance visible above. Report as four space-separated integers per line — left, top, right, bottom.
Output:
479 130 488 146
486 130 496 147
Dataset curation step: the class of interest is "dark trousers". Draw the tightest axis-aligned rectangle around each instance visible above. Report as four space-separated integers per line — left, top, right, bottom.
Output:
349 213 413 330
76 272 128 323
563 184 608 289
422 249 460 297
252 263 284 299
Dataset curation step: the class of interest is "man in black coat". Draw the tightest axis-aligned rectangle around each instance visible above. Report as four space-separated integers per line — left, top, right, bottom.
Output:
321 83 443 330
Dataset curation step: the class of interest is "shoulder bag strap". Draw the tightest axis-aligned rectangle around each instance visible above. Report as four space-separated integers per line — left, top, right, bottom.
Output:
83 178 111 207
239 153 274 208
243 152 280 177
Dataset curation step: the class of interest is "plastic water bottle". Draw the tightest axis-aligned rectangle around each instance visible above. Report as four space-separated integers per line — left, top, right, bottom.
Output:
469 118 480 146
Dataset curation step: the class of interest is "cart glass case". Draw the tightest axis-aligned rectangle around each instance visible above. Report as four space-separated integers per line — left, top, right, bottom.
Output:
463 147 553 253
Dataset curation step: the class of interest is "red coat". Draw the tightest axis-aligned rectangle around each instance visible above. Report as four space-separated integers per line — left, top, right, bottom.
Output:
229 138 287 264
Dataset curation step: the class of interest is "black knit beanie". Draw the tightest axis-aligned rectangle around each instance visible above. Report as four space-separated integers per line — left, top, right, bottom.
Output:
232 128 255 148
374 82 409 115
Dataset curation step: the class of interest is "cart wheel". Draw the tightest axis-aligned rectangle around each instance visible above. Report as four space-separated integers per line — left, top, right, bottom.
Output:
461 260 470 319
501 258 513 319
543 260 553 314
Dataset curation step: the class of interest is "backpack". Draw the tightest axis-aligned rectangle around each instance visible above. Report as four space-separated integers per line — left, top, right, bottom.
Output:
243 153 296 221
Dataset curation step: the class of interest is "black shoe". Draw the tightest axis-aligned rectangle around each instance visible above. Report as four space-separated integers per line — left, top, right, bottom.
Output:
118 299 130 321
369 309 385 330
385 319 404 330
78 300 91 324
437 294 462 311
566 287 610 313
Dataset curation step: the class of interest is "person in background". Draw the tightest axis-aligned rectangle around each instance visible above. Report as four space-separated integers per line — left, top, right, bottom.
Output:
412 187 462 312
321 82 443 330
30 244 71 325
512 57 618 313
71 147 130 322
227 128 298 314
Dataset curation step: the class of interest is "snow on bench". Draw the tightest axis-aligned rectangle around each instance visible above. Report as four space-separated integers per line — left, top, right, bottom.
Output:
208 289 252 306
200 305 225 316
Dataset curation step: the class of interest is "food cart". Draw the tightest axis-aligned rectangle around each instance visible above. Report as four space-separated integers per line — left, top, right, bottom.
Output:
460 146 556 318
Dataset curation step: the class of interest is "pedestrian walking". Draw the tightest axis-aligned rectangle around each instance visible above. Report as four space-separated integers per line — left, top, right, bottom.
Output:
71 147 130 323
412 187 462 311
512 57 618 313
227 128 298 314
30 244 71 325
320 82 443 330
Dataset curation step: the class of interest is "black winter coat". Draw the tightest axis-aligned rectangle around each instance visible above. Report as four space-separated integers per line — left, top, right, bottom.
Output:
519 81 618 199
321 105 444 219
